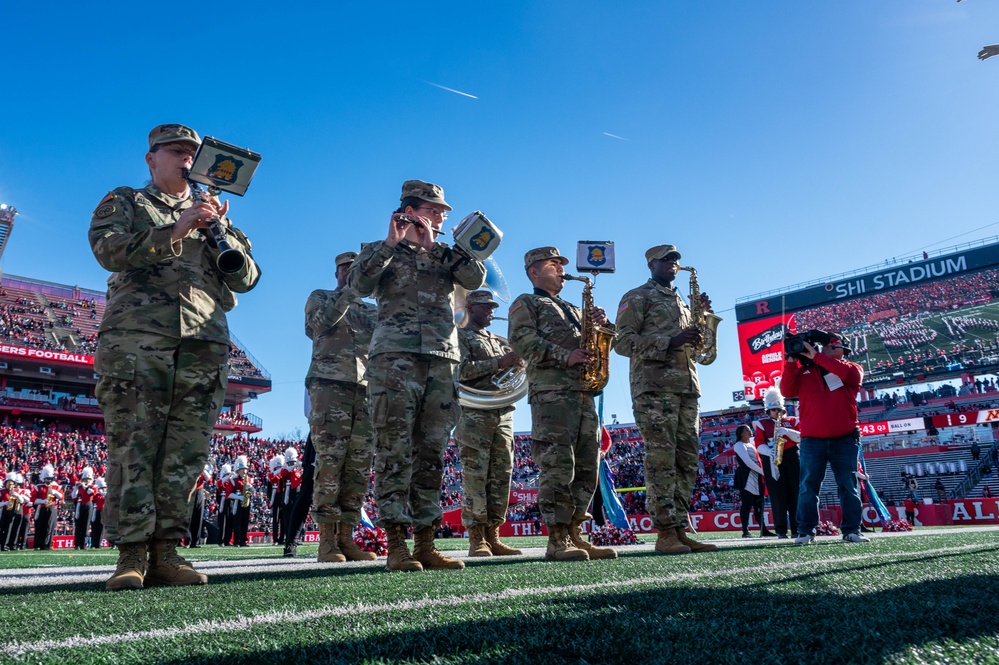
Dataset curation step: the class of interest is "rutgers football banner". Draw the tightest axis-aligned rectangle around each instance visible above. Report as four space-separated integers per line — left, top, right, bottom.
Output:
737 312 795 401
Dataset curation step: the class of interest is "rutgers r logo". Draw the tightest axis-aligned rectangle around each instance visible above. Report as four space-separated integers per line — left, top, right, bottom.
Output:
756 301 770 315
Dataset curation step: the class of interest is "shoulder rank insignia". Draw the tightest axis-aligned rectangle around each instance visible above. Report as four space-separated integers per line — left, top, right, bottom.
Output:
93 192 116 219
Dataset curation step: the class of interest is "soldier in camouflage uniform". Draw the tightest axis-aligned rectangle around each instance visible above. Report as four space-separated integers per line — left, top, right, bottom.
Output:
614 244 717 555
456 290 523 557
508 247 618 562
348 180 485 572
88 124 261 590
306 250 379 562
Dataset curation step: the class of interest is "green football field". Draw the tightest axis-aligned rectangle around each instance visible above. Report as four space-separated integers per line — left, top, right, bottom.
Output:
2 527 998 665
852 302 999 383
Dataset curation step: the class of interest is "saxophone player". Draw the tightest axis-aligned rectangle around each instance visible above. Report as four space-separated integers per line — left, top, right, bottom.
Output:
456 289 523 558
508 246 617 562
614 244 717 555
753 387 801 539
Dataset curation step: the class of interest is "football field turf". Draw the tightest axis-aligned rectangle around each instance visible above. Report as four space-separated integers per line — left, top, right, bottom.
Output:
2 527 998 664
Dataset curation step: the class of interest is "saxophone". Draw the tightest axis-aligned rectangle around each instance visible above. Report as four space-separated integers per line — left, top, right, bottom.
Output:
677 265 722 365
241 480 252 509
563 274 614 391
773 428 786 466
6 493 21 513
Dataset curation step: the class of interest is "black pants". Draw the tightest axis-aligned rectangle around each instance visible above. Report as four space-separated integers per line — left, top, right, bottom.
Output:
222 501 238 546
233 504 250 546
187 489 205 546
73 503 95 549
739 489 763 534
16 513 28 548
91 509 104 548
33 506 56 549
0 509 14 549
762 447 800 537
286 435 317 545
269 491 284 544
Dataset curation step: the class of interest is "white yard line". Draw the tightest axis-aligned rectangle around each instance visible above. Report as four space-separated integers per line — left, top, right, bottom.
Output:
1 538 996 657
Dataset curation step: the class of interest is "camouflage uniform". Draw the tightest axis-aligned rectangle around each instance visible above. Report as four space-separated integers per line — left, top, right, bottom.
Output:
615 277 700 532
455 326 515 528
348 239 485 528
305 282 377 526
89 181 260 546
508 284 603 527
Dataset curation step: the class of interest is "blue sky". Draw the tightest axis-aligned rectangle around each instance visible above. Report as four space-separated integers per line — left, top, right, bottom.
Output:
3 2 999 437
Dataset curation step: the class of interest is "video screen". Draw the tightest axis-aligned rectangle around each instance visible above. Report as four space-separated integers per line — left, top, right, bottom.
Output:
737 266 999 395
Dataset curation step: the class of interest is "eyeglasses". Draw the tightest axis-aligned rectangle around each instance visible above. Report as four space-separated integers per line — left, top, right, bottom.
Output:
827 344 844 350
416 206 448 221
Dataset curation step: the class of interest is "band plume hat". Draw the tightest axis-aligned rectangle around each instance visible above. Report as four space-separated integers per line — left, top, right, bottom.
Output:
763 387 785 413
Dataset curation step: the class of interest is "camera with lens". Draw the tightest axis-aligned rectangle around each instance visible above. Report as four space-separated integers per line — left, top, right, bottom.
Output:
784 329 834 361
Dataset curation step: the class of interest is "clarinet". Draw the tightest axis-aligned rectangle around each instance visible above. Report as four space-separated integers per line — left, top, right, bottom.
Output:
184 174 246 274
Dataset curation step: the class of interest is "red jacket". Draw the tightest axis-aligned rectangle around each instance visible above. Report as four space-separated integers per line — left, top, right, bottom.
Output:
752 416 800 451
780 352 862 439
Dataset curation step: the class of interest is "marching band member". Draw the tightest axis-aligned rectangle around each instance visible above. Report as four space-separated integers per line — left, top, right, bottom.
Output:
457 290 523 558
508 246 617 562
280 447 303 548
0 472 22 551
16 474 32 550
615 245 717 555
89 123 260 590
306 250 378 563
349 179 485 572
71 466 98 549
32 465 63 550
186 465 211 548
227 456 252 547
92 477 107 549
266 454 285 545
753 387 801 539
216 463 233 546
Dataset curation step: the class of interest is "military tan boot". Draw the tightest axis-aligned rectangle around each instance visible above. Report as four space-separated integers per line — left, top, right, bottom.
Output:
317 522 346 563
486 524 522 556
654 528 691 555
544 524 588 562
413 527 465 570
337 522 377 561
676 527 718 553
105 543 146 591
385 524 423 572
146 539 208 586
467 525 492 557
569 519 618 560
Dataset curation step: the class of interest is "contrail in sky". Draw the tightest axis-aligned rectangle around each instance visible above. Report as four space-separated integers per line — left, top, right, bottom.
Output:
603 132 630 141
423 81 478 99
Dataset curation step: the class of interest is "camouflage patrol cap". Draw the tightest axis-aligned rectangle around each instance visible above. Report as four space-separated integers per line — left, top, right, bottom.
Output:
148 124 201 150
466 290 499 307
335 251 358 267
400 180 452 211
524 246 569 270
645 244 681 263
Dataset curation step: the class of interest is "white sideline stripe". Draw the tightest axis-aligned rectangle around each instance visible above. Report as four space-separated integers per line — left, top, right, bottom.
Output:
1 543 992 657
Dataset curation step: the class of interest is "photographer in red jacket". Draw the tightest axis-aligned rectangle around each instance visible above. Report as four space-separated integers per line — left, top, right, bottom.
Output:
780 331 868 545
